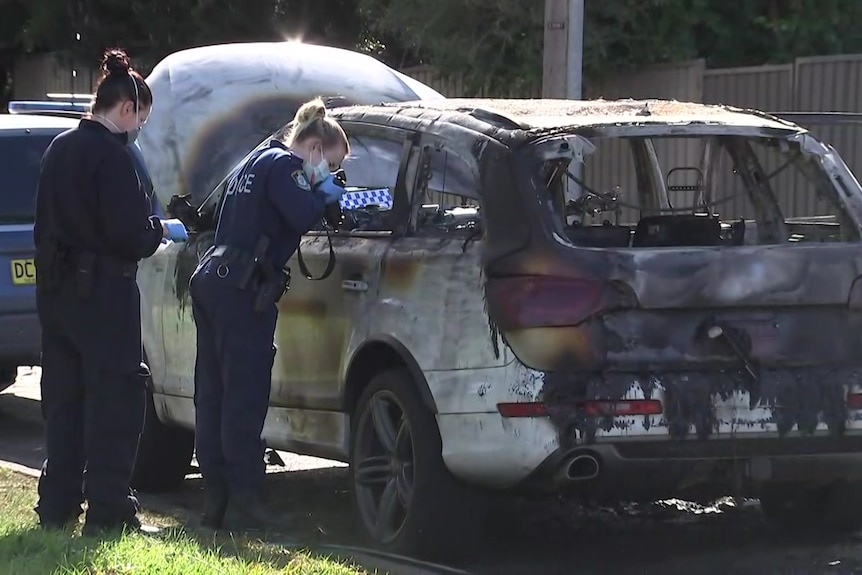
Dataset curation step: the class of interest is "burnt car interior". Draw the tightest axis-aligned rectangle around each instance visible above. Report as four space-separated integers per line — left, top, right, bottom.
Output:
541 134 860 248
410 145 482 238
309 135 484 239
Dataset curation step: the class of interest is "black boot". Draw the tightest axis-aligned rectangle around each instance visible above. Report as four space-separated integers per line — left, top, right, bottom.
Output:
221 491 294 532
201 480 229 529
82 490 159 537
82 514 161 537
36 505 83 531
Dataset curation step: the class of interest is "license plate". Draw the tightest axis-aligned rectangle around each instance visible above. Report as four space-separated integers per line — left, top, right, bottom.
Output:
10 259 36 285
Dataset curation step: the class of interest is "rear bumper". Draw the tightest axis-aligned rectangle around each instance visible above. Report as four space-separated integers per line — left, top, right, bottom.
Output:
0 311 40 366
527 440 862 501
436 412 862 500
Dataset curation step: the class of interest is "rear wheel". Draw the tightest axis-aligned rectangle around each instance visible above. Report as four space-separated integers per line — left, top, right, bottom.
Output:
349 367 484 559
131 386 195 493
760 482 862 531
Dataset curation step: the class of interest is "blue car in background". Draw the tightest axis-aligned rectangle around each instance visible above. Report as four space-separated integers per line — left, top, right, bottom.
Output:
0 111 79 391
0 98 162 392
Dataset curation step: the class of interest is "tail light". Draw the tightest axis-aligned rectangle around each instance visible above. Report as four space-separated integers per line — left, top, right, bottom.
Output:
497 399 662 418
485 275 637 330
847 393 862 409
582 399 662 416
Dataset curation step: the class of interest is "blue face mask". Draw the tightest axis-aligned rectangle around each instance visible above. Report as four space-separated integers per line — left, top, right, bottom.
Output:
127 124 142 145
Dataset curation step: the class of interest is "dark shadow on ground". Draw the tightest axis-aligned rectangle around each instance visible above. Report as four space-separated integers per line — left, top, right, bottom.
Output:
139 467 862 575
137 466 363 548
464 495 862 575
4 390 860 574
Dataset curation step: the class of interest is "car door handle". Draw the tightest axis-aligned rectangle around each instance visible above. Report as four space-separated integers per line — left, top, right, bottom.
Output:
342 279 368 292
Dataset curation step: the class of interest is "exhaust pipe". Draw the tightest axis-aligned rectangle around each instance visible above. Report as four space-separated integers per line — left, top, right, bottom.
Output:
555 453 600 483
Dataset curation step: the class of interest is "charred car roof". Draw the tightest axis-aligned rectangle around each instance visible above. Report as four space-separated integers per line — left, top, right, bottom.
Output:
331 98 806 147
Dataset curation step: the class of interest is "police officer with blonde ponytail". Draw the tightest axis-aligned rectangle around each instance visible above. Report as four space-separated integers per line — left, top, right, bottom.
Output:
190 98 348 530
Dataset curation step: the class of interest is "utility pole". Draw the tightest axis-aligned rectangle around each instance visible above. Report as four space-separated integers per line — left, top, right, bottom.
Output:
543 0 585 204
542 0 584 100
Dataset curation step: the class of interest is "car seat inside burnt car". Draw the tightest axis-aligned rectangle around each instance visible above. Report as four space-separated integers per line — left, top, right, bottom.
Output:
540 133 859 249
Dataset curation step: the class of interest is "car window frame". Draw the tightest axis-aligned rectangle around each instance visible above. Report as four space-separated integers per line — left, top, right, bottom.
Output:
305 121 419 239
407 132 484 236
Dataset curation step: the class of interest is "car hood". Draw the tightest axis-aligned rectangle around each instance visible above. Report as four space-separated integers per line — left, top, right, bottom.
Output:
137 42 445 207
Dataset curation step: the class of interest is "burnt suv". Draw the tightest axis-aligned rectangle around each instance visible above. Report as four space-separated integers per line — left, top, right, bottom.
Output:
137 97 862 557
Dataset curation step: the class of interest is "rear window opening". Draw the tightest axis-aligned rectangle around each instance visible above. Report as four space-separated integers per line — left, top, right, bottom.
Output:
0 133 56 224
538 133 860 248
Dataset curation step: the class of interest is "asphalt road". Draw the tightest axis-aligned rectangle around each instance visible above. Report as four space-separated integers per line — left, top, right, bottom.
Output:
4 370 862 574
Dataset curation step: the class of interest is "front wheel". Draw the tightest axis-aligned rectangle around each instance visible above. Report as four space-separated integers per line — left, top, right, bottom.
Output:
350 368 484 560
131 386 195 493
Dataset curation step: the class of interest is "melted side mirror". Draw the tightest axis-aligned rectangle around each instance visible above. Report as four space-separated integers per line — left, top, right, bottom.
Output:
167 194 204 233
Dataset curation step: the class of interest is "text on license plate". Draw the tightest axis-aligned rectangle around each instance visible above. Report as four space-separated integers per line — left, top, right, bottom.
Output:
11 259 36 285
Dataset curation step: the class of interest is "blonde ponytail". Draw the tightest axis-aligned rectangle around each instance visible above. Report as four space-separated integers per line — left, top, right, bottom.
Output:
281 97 350 154
284 98 326 146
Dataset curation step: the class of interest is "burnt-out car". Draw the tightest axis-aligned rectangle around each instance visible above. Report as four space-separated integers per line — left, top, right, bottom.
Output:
135 97 862 556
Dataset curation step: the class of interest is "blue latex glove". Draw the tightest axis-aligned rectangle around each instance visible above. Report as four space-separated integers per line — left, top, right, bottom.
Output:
315 174 346 205
161 218 189 242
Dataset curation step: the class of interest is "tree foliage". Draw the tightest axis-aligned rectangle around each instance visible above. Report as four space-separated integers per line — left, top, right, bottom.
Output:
4 0 862 98
360 0 862 90
358 0 543 93
0 0 372 76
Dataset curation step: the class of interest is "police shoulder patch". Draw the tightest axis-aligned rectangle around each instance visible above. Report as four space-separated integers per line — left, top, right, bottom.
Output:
291 170 311 191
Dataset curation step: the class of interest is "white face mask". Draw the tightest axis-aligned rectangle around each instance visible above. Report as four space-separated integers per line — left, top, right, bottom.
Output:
94 105 142 145
303 147 330 186
127 124 142 145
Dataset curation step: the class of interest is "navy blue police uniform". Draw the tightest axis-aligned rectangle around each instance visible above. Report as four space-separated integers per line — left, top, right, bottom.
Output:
33 119 164 532
189 139 327 523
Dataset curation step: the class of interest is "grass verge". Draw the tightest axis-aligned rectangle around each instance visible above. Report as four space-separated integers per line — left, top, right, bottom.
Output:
0 467 370 574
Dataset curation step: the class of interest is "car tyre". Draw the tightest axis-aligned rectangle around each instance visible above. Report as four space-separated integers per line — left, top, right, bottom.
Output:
349 367 484 560
131 385 195 493
760 481 862 531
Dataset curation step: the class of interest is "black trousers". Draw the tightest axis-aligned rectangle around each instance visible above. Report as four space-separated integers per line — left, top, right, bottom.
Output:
35 273 147 527
189 257 278 498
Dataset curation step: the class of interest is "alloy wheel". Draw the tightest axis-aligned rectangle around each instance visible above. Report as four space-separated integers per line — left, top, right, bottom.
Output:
353 390 415 543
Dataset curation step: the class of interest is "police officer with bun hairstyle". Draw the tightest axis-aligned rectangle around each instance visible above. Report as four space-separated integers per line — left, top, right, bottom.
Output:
191 97 348 531
33 47 189 535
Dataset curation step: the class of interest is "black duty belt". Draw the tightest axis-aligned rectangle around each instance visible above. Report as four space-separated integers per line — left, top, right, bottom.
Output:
208 244 254 275
37 243 137 278
210 244 249 262
207 244 275 287
97 258 138 278
206 243 290 312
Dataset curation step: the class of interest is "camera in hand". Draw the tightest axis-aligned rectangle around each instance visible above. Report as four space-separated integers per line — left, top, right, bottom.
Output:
167 194 203 232
323 168 347 229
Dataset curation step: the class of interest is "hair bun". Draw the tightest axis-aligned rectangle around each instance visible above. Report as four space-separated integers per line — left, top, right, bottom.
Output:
294 98 327 125
101 48 132 76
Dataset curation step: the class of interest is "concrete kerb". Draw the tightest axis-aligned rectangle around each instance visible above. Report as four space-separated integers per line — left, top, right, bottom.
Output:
311 544 473 575
0 462 473 575
0 460 40 478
